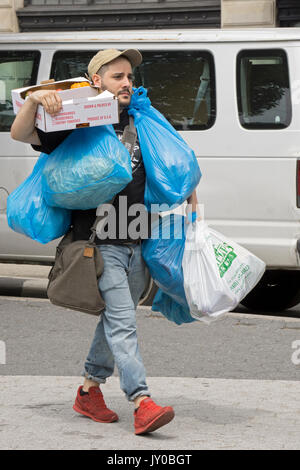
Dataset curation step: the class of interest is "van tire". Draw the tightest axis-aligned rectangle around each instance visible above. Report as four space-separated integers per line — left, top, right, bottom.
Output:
240 270 300 312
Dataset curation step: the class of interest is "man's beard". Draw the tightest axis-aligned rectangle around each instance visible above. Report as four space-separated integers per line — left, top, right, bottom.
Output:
102 84 131 110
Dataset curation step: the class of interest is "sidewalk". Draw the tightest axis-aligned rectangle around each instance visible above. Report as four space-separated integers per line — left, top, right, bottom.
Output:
1 375 300 450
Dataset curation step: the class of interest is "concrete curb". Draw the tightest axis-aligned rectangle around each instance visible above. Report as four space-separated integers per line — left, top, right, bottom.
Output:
0 277 161 309
0 277 48 298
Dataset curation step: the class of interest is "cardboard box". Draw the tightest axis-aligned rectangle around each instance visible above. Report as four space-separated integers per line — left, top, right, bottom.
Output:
11 77 119 132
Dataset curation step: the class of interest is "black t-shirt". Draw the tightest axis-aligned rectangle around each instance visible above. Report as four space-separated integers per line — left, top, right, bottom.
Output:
32 109 152 244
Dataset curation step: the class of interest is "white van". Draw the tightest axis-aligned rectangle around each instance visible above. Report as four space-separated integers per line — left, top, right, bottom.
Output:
1 28 300 311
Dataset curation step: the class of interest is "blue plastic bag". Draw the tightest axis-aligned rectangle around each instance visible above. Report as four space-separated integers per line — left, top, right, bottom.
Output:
142 213 195 324
128 87 202 212
42 125 132 210
7 153 71 244
152 289 195 326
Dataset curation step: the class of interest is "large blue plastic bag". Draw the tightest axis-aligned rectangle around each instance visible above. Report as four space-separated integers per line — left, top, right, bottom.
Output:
7 153 71 244
142 213 195 324
128 87 202 212
142 213 186 305
42 125 132 210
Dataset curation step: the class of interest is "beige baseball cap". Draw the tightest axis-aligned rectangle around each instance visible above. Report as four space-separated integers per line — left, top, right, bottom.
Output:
87 48 142 79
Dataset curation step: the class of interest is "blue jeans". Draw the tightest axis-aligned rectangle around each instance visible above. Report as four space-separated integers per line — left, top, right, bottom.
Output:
82 242 150 402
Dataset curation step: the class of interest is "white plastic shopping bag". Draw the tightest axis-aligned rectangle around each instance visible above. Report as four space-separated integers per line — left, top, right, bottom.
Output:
182 220 266 323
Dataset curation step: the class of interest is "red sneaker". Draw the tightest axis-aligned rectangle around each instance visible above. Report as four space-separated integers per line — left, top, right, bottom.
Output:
73 386 118 423
134 398 175 435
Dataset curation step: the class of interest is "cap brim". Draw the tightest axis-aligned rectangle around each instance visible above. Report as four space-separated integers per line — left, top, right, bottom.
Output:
120 49 143 68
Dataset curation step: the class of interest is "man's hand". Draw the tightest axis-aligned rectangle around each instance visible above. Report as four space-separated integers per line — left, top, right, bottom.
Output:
185 189 201 224
11 89 62 145
185 207 201 224
28 89 62 116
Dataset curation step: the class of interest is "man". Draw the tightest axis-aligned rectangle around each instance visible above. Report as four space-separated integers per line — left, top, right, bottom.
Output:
11 48 198 435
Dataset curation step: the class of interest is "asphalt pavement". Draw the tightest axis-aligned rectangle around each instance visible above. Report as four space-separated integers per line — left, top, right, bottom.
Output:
1 264 300 450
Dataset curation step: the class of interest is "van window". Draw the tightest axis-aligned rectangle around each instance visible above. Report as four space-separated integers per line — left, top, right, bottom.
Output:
0 51 40 132
51 50 216 131
237 49 291 129
135 51 216 131
50 51 95 82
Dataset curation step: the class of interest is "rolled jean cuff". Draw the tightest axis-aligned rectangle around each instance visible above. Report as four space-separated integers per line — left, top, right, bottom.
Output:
82 371 107 385
128 390 151 402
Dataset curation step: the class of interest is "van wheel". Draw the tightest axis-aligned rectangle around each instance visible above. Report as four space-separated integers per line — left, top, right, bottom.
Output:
139 275 159 307
240 270 300 312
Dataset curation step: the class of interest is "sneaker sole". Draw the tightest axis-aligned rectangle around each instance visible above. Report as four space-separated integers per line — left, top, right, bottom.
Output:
135 408 175 435
73 404 118 423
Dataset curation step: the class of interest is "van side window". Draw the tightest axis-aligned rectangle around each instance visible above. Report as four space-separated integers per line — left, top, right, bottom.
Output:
237 49 291 129
0 51 40 132
51 50 216 131
134 51 216 131
50 51 95 82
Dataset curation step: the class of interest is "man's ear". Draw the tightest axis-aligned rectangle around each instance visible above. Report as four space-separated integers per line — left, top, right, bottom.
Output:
92 73 101 88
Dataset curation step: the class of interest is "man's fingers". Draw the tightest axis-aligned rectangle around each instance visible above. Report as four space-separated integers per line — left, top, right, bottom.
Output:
41 93 62 115
185 211 201 224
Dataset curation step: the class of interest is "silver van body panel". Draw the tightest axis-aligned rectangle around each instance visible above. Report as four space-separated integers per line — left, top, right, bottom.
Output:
1 28 300 267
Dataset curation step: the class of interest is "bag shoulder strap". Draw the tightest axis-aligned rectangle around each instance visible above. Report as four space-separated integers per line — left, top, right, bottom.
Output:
89 195 116 242
121 115 137 156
